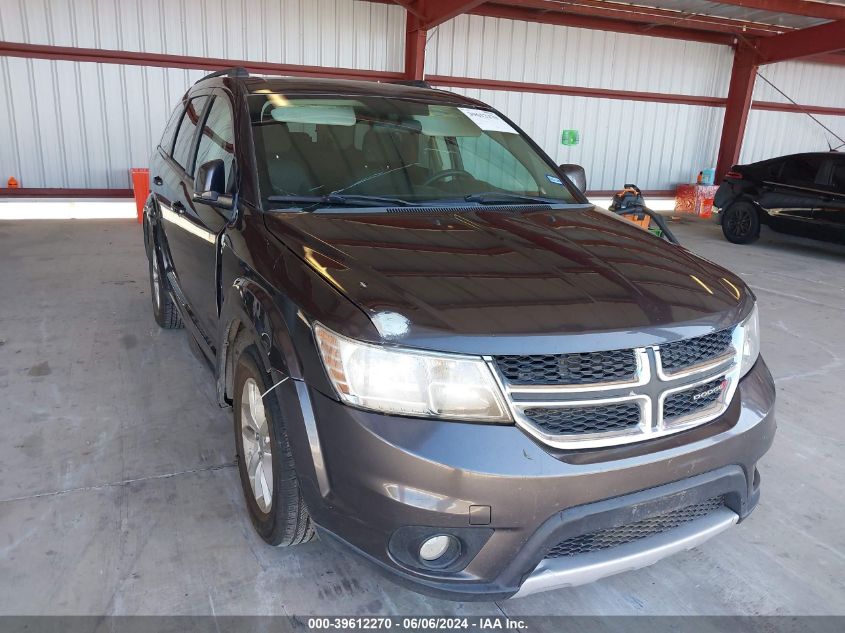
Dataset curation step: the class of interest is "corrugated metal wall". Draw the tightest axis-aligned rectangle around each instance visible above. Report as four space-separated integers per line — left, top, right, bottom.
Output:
427 14 733 190
1 0 845 190
444 87 724 192
740 60 845 163
0 0 404 71
0 59 210 188
427 14 733 97
0 0 405 189
429 13 845 190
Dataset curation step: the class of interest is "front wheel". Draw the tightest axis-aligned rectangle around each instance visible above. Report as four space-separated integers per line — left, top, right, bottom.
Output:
722 201 760 244
233 343 315 546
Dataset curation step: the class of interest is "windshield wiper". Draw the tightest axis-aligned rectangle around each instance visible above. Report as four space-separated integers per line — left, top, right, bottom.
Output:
465 191 569 205
267 193 414 209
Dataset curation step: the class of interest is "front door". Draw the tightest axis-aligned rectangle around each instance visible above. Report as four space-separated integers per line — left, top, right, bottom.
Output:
175 93 238 339
760 154 824 233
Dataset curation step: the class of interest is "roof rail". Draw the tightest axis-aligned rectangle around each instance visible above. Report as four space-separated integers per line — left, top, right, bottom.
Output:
388 79 433 89
194 67 250 85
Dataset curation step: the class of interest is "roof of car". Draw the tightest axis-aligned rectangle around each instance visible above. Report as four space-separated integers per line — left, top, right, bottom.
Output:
206 74 484 107
753 151 841 164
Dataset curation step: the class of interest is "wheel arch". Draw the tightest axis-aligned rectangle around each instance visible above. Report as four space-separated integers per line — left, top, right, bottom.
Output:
142 193 157 260
217 278 304 407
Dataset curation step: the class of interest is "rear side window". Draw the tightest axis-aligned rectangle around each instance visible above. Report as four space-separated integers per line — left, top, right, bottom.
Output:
171 96 209 174
781 155 824 188
194 96 236 191
159 102 185 153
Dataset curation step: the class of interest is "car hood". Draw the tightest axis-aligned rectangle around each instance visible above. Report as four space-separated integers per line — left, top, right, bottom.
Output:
263 206 753 354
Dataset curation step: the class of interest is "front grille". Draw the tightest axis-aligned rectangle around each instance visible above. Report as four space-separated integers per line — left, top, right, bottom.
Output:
659 328 734 373
523 402 641 436
546 496 725 558
663 377 726 421
495 350 637 386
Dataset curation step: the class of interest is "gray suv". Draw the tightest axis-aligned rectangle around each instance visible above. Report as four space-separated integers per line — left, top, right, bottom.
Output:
143 69 776 601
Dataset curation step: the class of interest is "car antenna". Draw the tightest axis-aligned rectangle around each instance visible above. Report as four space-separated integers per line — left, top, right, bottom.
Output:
755 70 845 151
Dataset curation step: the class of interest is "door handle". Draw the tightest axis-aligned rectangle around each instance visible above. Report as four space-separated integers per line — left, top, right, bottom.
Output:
172 201 185 214
153 175 163 186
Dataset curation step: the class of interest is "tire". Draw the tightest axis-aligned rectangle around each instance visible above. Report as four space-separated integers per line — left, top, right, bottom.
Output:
722 201 760 244
148 240 183 329
233 342 315 546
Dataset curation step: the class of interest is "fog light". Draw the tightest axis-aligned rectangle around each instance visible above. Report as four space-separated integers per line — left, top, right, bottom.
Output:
419 535 452 561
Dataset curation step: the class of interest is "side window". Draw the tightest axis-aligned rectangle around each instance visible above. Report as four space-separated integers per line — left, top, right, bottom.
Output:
171 95 209 174
455 133 537 192
194 96 236 191
159 101 185 154
781 155 824 188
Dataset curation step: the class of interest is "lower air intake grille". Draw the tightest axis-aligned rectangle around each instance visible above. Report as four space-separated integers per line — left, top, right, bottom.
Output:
663 378 726 421
523 402 641 436
495 350 637 386
546 496 725 558
660 328 734 372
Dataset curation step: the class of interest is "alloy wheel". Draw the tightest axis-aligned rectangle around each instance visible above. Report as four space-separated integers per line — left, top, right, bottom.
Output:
728 207 752 236
240 377 273 512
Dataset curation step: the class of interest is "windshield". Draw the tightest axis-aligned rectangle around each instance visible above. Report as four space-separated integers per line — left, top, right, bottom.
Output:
248 94 578 208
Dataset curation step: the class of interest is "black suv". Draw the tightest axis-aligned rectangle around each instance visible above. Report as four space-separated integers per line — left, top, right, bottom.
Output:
143 69 775 601
715 151 845 245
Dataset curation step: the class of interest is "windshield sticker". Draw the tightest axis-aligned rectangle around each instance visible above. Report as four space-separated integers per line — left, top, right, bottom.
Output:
546 175 564 186
458 108 517 134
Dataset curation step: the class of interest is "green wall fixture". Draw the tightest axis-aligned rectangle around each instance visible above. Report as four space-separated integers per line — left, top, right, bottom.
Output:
561 129 580 146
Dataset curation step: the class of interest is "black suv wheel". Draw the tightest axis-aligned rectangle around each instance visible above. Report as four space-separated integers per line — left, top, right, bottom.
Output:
233 341 315 546
722 201 760 244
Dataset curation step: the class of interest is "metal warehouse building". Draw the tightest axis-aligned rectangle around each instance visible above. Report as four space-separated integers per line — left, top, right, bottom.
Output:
1 0 845 621
1 0 844 195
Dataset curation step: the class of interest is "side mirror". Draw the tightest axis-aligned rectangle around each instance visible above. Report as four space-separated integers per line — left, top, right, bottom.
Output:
559 164 587 194
193 159 234 210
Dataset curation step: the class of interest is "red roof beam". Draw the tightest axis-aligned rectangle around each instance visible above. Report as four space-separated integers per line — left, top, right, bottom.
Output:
471 3 736 45
755 18 845 64
506 0 789 37
708 1 845 21
416 0 488 29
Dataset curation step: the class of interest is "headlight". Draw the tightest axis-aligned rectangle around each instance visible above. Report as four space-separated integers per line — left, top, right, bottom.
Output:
737 303 760 377
314 324 511 422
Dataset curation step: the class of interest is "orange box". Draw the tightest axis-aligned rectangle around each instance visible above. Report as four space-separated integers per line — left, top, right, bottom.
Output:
130 168 150 224
675 184 718 217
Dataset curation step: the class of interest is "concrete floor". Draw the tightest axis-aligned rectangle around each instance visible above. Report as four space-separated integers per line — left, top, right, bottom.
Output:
0 217 843 616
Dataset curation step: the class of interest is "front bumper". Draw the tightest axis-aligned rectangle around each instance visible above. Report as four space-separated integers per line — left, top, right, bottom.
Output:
284 358 775 601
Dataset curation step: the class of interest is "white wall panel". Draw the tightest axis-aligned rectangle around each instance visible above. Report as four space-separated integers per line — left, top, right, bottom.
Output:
0 0 405 72
739 61 845 164
753 60 845 109
0 0 405 188
2 1 844 191
444 86 724 191
0 56 207 188
427 14 734 98
741 110 845 164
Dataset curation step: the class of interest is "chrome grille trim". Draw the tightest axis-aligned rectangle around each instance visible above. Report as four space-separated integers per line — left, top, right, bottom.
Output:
490 348 651 394
658 370 738 433
489 328 743 450
511 395 653 449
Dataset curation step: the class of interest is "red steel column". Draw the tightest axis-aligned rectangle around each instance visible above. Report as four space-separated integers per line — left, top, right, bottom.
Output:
404 13 427 81
716 45 759 180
